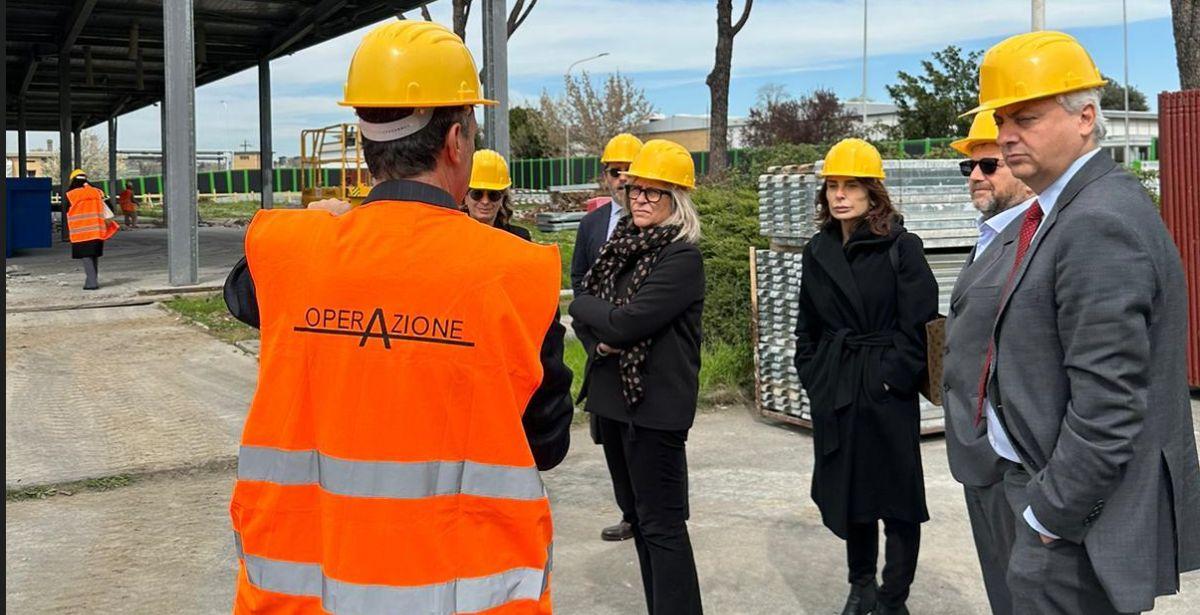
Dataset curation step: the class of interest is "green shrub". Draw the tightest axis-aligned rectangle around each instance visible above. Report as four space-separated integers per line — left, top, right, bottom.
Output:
693 183 767 378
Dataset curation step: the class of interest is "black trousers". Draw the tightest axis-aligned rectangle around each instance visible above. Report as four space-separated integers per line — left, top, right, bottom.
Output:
846 518 921 608
598 416 702 615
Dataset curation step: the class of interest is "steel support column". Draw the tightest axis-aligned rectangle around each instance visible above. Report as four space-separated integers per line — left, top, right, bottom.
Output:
73 127 83 170
482 0 510 160
59 50 72 241
18 98 28 178
163 0 199 285
108 117 118 208
258 58 273 209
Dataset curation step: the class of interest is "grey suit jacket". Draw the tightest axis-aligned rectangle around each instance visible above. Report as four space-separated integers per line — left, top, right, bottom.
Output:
986 151 1200 611
942 218 1022 488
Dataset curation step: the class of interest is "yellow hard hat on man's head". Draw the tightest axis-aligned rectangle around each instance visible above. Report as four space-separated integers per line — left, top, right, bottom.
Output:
951 111 1000 156
964 30 1106 117
625 140 695 190
339 21 496 109
601 133 644 164
69 169 87 181
820 139 885 179
469 150 512 191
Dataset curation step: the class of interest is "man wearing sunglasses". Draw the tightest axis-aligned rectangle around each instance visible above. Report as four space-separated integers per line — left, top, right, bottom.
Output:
941 109 1034 615
569 132 643 543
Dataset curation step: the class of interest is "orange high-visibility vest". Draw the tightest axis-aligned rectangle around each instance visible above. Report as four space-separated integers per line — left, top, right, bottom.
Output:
232 198 561 614
66 186 118 243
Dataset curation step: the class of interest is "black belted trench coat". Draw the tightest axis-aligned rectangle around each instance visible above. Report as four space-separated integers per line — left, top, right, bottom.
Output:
793 220 938 539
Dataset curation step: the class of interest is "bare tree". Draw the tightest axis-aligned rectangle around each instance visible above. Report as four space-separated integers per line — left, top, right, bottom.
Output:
1173 0 1199 89
706 0 753 176
538 71 656 156
446 0 539 40
45 131 130 189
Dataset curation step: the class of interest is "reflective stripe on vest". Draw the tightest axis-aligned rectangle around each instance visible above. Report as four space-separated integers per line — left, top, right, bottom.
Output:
238 445 546 500
66 186 117 243
235 531 552 614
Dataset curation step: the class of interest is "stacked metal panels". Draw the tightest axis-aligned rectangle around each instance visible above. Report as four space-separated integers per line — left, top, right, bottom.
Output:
754 249 808 420
754 161 978 433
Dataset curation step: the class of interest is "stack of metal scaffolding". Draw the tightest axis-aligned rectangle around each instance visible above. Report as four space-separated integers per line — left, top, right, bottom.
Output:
753 160 978 433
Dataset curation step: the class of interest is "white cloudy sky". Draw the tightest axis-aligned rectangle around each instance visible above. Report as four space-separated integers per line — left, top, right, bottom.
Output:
6 0 1178 157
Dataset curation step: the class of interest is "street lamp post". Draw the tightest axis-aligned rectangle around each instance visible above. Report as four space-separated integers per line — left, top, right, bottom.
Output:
564 52 609 186
1123 0 1132 165
861 0 868 125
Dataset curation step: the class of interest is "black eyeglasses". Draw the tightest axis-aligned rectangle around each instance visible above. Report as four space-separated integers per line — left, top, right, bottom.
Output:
468 189 503 202
626 185 671 204
605 168 624 179
959 158 1001 177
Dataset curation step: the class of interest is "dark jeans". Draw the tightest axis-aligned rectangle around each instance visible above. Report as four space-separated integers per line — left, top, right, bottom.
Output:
598 416 702 615
846 518 921 608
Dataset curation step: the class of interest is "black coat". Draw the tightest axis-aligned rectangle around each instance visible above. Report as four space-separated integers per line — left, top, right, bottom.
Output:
793 221 938 538
496 220 532 241
570 240 705 431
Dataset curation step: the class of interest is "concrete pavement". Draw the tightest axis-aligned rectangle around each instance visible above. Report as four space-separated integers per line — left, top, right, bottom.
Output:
4 304 257 490
5 227 248 312
8 403 1199 613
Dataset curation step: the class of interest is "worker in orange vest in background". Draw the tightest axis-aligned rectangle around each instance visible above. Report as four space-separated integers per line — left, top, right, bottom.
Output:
118 182 138 229
64 169 118 290
221 20 573 614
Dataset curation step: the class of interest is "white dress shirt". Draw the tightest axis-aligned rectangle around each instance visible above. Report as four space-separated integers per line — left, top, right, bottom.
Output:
986 148 1101 539
605 198 625 240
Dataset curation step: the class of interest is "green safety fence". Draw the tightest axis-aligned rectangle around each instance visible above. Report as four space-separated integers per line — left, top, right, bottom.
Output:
74 135 1161 195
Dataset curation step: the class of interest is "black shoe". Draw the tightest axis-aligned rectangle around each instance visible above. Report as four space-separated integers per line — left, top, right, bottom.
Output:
600 521 634 542
840 580 878 615
873 604 909 615
83 285 99 291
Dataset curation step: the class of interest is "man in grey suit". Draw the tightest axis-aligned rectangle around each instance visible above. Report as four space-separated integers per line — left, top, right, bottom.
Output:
942 109 1034 615
968 31 1200 613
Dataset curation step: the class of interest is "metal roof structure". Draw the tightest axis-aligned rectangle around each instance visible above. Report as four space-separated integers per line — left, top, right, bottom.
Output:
6 0 430 132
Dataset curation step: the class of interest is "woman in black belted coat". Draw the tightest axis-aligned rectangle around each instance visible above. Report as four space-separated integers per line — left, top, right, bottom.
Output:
794 140 938 615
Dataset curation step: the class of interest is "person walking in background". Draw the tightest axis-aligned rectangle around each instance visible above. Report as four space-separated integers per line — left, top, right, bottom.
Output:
463 149 531 240
64 169 118 290
570 131 643 543
118 182 137 229
793 139 938 615
965 31 1200 614
941 110 1035 615
570 139 705 614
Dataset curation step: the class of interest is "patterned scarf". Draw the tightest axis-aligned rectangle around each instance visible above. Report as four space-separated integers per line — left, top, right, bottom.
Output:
582 219 682 409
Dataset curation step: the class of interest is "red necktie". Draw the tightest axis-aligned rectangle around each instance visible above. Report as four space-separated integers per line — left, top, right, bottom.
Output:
975 201 1045 425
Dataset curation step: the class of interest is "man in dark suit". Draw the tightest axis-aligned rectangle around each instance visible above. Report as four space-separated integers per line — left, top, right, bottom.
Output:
570 132 642 542
942 110 1034 615
969 31 1200 613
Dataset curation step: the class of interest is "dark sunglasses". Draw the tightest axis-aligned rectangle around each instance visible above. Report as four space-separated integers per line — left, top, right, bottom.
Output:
959 158 1001 177
468 189 503 202
605 168 624 179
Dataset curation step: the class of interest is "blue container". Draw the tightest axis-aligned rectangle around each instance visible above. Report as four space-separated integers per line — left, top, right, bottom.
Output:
6 177 54 257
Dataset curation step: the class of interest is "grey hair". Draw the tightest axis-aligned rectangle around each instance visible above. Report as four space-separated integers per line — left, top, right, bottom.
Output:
1056 87 1107 142
663 188 702 244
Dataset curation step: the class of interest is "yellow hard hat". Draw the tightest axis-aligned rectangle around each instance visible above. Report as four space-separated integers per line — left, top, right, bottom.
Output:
69 169 87 181
339 21 497 108
625 139 695 190
601 133 644 164
950 111 1000 156
469 149 512 191
964 30 1106 116
820 138 885 179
